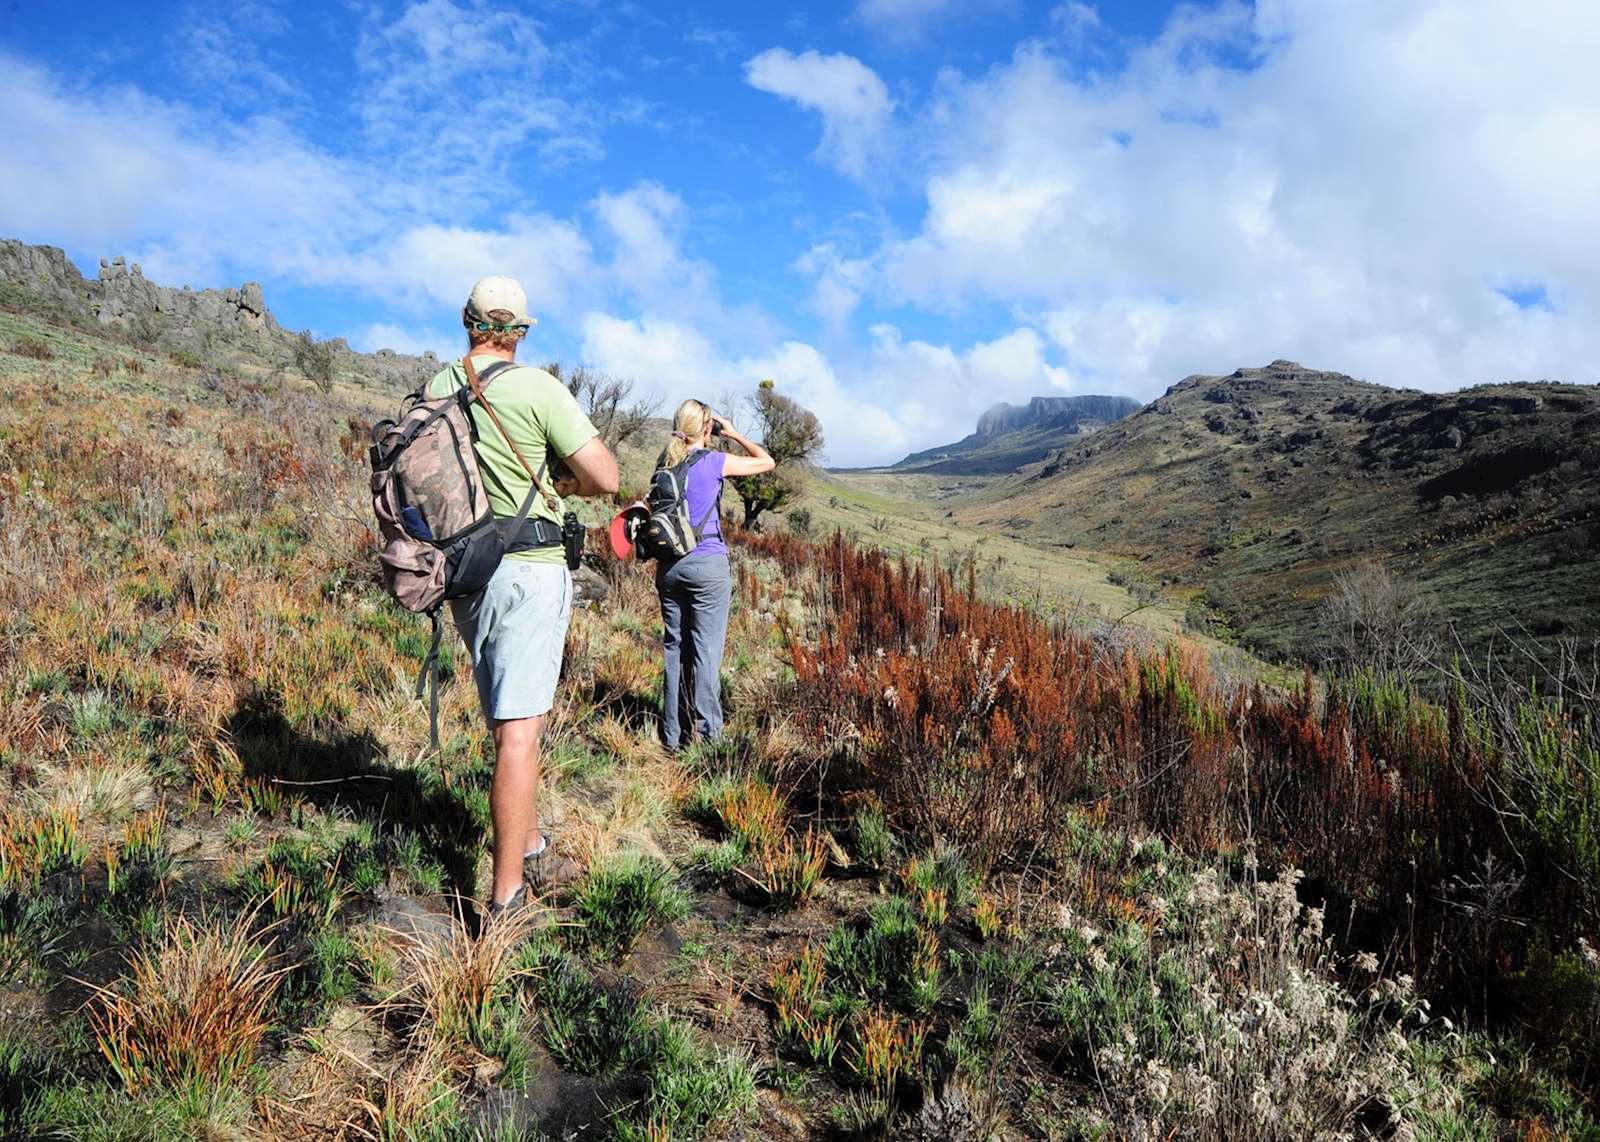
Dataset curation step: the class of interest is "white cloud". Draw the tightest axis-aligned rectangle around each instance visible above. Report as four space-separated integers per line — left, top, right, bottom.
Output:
878 0 1600 395
855 0 957 31
854 0 1009 42
744 48 894 179
579 313 731 402
0 49 606 345
579 310 1075 465
0 55 373 286
684 26 739 58
795 243 874 330
349 322 453 358
354 0 599 173
176 0 301 106
592 184 708 309
342 216 596 321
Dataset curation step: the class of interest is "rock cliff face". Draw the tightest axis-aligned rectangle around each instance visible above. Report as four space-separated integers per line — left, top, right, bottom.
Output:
0 240 278 344
90 253 278 344
891 393 1143 474
0 238 437 388
976 394 1142 437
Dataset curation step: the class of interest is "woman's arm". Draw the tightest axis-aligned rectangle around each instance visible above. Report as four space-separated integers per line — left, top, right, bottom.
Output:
714 416 776 477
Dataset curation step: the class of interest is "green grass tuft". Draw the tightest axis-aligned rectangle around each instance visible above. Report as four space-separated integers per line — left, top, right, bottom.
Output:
569 851 689 961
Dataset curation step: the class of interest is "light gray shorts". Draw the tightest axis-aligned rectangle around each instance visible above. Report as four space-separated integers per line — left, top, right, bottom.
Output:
449 559 572 722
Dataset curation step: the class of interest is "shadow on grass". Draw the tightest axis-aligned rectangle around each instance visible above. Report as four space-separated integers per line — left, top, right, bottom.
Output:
227 690 485 910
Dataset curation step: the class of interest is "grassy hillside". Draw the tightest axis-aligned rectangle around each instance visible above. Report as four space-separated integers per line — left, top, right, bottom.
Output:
951 360 1600 664
2 311 1597 1140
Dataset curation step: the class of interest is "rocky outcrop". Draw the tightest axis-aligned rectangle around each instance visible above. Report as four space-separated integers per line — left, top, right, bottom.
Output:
94 253 276 343
0 240 94 311
892 392 1144 473
0 237 438 388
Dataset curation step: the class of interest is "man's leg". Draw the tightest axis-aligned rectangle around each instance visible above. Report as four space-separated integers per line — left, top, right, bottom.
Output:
464 561 571 908
490 713 544 907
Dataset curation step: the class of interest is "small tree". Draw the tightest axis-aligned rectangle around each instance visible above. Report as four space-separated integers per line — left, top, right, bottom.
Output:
735 380 824 530
1318 558 1442 680
545 362 660 451
294 329 336 395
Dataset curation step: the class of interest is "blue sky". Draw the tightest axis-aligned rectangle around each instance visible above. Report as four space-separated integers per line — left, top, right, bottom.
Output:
2 0 1597 464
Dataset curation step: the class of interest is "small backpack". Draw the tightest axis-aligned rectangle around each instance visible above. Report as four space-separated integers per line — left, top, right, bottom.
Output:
369 356 550 748
634 450 720 561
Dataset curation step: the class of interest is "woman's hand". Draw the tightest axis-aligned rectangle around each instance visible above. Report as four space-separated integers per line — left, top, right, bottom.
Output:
718 417 776 477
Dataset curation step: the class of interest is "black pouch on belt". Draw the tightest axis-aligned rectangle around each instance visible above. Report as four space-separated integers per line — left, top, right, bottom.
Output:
561 511 584 571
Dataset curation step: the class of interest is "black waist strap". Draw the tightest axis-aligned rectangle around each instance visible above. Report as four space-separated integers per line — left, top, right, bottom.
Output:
505 515 564 553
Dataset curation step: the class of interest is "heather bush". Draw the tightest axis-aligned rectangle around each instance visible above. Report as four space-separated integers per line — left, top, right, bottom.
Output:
747 531 1600 1032
1085 866 1468 1141
9 334 53 360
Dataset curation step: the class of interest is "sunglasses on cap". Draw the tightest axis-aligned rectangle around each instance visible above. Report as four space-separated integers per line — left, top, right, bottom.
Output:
470 321 530 334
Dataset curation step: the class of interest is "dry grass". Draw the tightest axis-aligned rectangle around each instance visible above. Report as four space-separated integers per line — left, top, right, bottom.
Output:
561 771 673 868
376 903 539 1064
26 757 156 824
88 909 284 1096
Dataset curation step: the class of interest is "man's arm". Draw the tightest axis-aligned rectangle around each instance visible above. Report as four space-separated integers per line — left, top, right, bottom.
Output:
555 436 620 497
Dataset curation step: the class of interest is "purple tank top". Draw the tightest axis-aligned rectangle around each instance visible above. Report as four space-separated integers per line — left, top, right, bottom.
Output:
683 449 727 557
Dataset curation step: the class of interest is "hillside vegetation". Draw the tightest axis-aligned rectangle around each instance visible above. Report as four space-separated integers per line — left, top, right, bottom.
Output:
2 281 1599 1140
952 360 1600 664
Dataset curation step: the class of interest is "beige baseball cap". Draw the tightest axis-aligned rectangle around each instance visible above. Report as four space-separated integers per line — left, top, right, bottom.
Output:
464 275 537 327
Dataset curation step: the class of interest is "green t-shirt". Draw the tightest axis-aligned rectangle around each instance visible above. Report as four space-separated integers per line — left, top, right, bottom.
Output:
427 355 598 564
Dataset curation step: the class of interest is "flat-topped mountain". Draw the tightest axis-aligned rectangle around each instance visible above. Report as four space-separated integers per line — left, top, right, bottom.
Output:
957 360 1600 661
893 392 1141 474
975 394 1142 436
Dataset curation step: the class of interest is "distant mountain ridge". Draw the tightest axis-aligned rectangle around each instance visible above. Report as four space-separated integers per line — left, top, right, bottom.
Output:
975 394 1143 436
956 360 1600 662
894 392 1142 474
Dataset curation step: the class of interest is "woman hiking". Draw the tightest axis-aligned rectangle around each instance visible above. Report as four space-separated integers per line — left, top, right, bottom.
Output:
654 399 774 752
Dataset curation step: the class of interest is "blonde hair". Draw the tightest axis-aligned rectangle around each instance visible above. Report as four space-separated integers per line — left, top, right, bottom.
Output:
661 399 711 468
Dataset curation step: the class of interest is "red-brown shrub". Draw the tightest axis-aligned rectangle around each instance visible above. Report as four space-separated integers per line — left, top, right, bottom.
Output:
741 531 1593 997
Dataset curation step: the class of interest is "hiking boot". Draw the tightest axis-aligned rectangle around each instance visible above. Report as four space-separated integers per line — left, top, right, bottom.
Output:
523 833 583 895
488 884 532 920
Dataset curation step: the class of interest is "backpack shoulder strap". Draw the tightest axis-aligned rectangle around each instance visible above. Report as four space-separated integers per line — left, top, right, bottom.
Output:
462 355 555 512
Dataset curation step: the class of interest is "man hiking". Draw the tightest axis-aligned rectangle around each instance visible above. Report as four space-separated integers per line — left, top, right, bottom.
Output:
428 276 619 915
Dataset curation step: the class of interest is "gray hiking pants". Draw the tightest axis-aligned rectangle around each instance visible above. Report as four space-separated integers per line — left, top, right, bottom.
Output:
656 552 732 750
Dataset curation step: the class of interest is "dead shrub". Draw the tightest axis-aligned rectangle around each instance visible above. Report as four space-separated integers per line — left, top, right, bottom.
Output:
11 335 53 360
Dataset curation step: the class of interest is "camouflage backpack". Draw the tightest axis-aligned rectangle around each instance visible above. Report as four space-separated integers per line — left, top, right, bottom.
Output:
369 356 550 747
